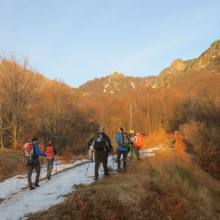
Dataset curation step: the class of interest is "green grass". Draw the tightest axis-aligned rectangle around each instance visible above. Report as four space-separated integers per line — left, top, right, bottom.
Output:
172 164 199 191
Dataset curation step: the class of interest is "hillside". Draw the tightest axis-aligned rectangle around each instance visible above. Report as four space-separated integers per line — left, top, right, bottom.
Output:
78 40 220 92
0 58 97 152
155 40 220 88
28 147 220 220
79 72 157 95
1 40 220 220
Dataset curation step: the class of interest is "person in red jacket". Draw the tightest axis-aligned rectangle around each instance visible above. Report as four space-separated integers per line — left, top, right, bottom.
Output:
45 141 57 180
133 132 144 160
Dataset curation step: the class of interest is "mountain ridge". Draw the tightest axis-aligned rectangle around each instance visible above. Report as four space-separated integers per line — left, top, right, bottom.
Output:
79 39 220 93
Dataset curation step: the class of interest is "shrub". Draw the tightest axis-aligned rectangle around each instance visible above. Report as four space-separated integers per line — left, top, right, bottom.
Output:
180 121 220 179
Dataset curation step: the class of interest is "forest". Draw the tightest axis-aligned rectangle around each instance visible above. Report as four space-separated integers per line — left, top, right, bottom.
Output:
0 52 220 179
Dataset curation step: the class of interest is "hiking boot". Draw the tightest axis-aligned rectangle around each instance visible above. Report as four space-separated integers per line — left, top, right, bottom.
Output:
104 173 110 177
29 186 35 190
94 176 98 181
34 183 40 187
47 175 51 180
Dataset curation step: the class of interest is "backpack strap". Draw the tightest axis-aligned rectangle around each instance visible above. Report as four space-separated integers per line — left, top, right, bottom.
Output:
121 132 125 145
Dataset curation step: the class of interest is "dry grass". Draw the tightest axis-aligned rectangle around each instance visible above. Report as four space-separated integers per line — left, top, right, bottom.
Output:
0 148 85 181
57 151 85 164
0 148 26 181
28 148 220 220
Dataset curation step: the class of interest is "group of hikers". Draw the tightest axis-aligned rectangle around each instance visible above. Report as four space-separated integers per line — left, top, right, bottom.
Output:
23 126 144 190
88 126 144 181
23 138 57 190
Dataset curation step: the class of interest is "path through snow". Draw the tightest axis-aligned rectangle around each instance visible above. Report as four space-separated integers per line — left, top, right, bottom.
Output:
0 148 158 220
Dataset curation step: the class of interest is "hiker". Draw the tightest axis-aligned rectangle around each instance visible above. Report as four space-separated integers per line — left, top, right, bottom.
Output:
128 129 135 144
175 131 186 153
24 137 46 190
127 130 136 159
116 127 131 171
133 132 144 160
45 141 57 180
91 126 112 181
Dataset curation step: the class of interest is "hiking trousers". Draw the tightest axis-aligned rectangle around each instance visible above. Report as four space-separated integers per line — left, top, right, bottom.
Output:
134 146 141 159
47 159 54 180
94 150 108 179
117 150 128 170
27 160 40 188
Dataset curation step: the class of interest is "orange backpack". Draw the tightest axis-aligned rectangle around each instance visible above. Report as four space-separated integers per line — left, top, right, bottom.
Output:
134 134 144 148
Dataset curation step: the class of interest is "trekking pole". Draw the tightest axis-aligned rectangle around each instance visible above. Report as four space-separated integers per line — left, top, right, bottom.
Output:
55 160 58 177
113 157 115 170
85 160 91 176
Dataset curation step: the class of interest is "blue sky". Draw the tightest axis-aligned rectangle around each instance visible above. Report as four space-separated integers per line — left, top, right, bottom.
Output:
0 0 220 87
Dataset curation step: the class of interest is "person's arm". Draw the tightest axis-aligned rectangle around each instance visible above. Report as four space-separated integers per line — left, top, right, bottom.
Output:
126 133 132 145
53 146 57 155
35 145 46 157
88 137 95 149
104 134 112 153
107 136 113 153
133 136 137 146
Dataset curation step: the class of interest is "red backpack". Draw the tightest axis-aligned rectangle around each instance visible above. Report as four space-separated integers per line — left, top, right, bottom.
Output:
23 143 33 157
46 145 55 160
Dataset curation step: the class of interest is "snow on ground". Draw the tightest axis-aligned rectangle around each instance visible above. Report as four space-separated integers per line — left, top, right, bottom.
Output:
0 148 158 220
0 159 88 200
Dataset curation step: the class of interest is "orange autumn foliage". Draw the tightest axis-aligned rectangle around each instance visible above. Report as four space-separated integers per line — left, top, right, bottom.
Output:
143 129 173 148
175 132 186 154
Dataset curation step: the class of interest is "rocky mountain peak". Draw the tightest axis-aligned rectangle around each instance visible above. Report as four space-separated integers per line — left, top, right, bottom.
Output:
170 59 186 71
80 39 220 92
191 40 220 69
109 72 125 79
154 39 220 88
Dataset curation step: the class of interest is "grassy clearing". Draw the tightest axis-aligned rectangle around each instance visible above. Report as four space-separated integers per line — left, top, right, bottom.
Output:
0 148 26 181
0 148 86 182
28 149 220 220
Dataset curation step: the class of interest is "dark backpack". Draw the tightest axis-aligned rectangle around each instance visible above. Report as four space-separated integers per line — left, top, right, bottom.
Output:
119 132 130 146
29 144 38 166
94 133 108 151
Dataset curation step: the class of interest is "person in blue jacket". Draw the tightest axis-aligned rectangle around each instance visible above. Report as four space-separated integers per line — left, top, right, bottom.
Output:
27 137 46 190
116 127 130 171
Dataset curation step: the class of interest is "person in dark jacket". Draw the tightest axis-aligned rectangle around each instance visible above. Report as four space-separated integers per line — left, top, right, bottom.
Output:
45 141 57 180
92 127 112 181
116 128 130 171
27 137 46 190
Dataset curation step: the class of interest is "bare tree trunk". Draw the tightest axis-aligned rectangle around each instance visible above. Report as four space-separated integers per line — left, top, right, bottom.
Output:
129 103 133 133
0 119 4 148
0 131 4 148
12 120 18 149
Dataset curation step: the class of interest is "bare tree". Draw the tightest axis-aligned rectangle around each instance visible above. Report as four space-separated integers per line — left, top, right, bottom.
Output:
0 57 37 149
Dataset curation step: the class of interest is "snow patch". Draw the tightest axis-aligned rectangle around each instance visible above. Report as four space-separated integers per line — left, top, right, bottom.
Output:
152 84 157 89
0 160 88 200
103 80 111 93
130 81 135 89
0 158 113 220
0 148 159 220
